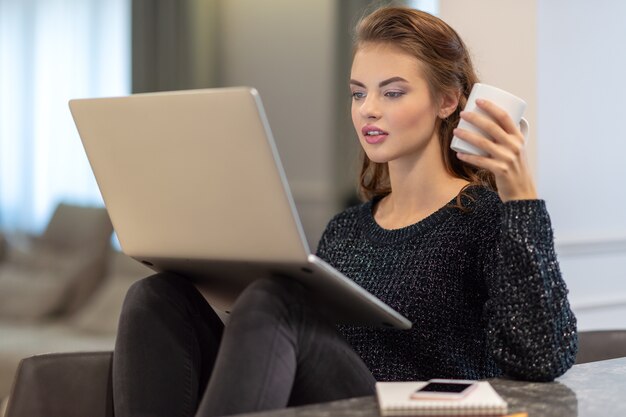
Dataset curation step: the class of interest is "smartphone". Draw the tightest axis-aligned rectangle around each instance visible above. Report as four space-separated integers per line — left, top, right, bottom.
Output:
410 379 477 400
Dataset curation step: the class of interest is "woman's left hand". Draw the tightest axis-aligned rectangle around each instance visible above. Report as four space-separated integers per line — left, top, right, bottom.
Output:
453 99 538 202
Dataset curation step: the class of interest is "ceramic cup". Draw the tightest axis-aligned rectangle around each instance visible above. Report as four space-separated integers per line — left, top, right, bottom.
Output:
450 83 529 157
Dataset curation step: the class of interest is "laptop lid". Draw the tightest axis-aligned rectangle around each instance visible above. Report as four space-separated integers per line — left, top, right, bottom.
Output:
69 87 310 263
70 87 412 329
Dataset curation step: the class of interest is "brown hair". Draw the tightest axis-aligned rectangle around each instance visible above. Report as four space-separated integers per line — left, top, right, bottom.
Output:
354 7 496 208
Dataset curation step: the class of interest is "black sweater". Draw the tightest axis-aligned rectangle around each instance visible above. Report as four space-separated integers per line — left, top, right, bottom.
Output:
315 186 578 382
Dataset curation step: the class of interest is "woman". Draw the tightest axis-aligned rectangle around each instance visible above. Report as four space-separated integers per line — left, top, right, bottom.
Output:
113 7 577 417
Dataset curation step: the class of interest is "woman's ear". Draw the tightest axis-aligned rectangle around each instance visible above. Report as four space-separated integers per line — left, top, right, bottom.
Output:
438 90 460 119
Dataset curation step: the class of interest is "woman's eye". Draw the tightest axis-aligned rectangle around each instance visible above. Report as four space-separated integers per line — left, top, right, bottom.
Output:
385 91 405 98
351 91 366 100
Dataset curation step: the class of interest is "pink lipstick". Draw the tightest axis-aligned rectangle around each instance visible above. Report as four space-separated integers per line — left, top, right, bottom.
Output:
362 125 388 144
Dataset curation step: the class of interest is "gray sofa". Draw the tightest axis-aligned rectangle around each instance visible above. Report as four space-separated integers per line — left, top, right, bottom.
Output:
0 204 151 406
0 251 151 402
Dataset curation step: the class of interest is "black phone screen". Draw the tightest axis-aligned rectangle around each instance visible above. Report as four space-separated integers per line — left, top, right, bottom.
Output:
416 382 473 393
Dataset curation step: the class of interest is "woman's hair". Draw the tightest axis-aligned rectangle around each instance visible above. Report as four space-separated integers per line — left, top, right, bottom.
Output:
354 6 496 208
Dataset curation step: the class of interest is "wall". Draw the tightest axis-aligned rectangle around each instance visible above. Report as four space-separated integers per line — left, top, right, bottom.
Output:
441 0 626 329
439 0 538 173
537 0 626 329
217 0 338 249
131 0 383 250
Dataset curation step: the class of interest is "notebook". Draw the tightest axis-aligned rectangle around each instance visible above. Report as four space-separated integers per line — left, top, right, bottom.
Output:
68 87 412 329
376 381 508 416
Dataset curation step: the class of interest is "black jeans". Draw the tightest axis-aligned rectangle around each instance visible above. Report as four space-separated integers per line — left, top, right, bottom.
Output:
113 273 376 417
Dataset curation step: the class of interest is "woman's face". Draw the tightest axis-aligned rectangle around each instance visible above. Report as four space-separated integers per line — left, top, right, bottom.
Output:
350 43 442 164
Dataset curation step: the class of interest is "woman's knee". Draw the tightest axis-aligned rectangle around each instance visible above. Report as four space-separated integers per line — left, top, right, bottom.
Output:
122 272 198 315
243 277 304 303
231 277 304 319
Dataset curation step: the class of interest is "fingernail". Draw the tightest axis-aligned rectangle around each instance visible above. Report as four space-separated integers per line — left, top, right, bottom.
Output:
476 98 485 105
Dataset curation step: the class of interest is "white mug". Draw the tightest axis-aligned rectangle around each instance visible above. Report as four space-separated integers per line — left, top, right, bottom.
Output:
450 83 529 157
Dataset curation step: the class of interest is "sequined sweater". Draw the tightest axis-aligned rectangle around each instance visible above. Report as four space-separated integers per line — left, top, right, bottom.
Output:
315 186 578 382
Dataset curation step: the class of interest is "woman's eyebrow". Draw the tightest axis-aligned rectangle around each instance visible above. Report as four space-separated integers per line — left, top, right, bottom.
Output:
350 79 366 88
379 76 408 87
350 76 409 88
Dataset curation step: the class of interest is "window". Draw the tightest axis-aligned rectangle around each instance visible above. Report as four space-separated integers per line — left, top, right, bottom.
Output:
0 0 130 232
407 0 439 15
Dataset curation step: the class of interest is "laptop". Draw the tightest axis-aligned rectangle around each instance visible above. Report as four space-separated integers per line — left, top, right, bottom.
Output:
69 87 411 329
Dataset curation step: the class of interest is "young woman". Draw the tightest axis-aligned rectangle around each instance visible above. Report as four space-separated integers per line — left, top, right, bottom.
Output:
113 7 577 417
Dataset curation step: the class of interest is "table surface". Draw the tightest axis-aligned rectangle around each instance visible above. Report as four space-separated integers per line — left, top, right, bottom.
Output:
234 357 626 416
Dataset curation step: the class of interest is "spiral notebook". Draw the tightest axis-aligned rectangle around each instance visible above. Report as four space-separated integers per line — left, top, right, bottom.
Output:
376 381 508 416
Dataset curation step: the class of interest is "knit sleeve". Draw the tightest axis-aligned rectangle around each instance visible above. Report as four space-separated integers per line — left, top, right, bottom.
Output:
314 213 340 262
315 227 330 261
482 199 578 381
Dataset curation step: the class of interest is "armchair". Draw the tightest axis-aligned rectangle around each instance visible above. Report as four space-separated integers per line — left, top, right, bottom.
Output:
4 352 113 417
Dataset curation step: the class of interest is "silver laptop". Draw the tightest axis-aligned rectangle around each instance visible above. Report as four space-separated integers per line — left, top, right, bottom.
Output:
69 87 411 329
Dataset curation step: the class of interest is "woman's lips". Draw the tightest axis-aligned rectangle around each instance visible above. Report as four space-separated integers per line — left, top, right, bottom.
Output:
362 125 388 144
365 133 387 144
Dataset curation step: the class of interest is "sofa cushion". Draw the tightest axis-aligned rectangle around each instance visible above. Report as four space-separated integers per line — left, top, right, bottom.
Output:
68 252 152 334
0 203 114 319
39 204 113 314
0 246 90 320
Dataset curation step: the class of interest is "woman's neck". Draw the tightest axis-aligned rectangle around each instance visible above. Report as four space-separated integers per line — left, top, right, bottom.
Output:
374 138 469 229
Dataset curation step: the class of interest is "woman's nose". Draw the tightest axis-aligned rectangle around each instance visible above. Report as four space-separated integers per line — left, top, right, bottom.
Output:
359 96 381 119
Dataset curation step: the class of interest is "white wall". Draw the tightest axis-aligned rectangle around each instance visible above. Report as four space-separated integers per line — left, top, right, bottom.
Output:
217 0 338 249
440 0 538 173
537 0 626 329
441 0 626 330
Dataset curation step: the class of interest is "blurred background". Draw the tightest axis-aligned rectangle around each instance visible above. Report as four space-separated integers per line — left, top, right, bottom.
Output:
0 0 625 398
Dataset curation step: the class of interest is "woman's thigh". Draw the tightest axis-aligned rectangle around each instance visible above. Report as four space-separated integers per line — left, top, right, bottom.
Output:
114 272 224 417
197 277 375 416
